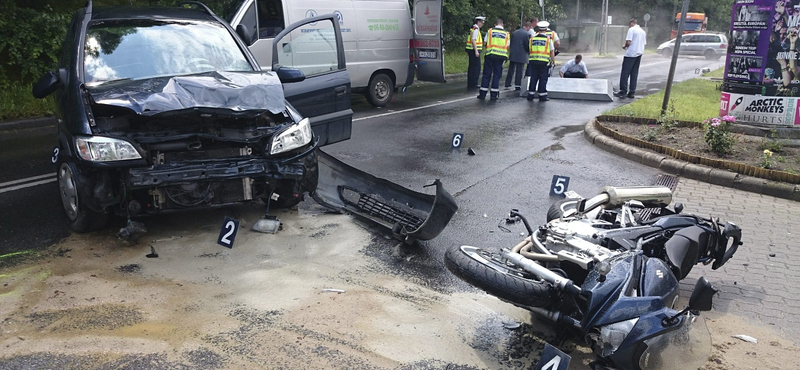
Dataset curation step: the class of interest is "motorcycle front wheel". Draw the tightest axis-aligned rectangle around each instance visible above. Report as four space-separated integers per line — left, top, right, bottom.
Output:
445 245 555 308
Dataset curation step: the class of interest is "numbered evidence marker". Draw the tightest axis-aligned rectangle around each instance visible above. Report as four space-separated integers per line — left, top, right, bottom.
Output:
217 216 240 249
549 175 570 197
451 133 464 149
535 343 571 370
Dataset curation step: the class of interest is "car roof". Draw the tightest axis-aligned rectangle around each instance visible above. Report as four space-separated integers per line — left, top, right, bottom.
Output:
90 6 218 23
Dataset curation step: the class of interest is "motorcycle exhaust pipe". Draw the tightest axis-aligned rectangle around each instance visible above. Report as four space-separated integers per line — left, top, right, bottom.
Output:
501 249 582 296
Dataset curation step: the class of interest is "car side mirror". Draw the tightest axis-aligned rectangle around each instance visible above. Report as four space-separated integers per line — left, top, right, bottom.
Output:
32 70 61 99
687 276 718 312
275 66 305 83
236 24 254 45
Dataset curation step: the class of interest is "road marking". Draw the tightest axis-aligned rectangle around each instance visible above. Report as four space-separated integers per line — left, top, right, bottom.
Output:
354 96 475 122
0 174 56 194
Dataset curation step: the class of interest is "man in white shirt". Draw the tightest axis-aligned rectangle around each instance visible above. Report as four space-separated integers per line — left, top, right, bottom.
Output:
616 18 646 98
559 54 589 78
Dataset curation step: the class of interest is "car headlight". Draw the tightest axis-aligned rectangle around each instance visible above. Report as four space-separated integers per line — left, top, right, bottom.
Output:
76 136 142 162
599 318 639 356
270 117 312 155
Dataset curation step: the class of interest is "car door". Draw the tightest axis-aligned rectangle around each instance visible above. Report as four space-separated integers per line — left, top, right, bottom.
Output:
273 14 352 146
412 0 445 83
681 35 699 55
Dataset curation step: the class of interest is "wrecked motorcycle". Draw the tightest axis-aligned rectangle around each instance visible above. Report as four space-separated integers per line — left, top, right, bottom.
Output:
446 186 743 370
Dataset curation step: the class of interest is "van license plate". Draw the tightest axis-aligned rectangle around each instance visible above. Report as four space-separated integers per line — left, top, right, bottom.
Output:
418 50 437 59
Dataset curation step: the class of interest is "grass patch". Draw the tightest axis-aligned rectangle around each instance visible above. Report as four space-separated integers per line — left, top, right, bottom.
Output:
444 49 469 75
604 78 720 122
703 66 724 79
0 82 55 121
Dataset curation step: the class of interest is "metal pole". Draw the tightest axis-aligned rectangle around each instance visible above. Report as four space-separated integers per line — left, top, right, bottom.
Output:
576 0 581 20
662 0 690 115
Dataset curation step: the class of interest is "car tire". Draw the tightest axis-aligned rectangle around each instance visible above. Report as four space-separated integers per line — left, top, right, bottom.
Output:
365 73 393 107
661 48 673 58
57 161 109 233
704 49 716 60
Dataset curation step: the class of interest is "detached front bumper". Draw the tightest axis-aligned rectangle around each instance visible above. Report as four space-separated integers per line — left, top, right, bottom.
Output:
312 149 458 242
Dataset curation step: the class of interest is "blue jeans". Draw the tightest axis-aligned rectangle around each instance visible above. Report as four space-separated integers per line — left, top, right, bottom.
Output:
619 55 642 95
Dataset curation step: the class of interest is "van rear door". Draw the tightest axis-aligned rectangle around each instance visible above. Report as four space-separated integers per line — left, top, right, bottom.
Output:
412 0 445 83
273 14 353 146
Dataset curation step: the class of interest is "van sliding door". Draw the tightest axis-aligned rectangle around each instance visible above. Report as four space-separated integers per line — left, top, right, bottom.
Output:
412 0 445 83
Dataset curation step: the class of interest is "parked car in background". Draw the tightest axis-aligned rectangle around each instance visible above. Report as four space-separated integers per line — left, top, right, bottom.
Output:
32 2 351 232
657 32 728 59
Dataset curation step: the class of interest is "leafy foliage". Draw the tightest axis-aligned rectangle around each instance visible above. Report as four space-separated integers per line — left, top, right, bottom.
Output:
0 0 71 87
702 115 736 156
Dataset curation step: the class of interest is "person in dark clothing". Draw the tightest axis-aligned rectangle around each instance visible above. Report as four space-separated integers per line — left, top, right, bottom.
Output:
526 21 555 102
505 21 532 91
466 16 486 89
477 19 510 100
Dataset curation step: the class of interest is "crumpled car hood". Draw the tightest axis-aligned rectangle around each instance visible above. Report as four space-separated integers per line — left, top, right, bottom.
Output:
86 71 286 115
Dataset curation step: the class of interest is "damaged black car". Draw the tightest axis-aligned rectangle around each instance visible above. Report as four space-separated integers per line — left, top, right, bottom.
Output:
33 2 353 232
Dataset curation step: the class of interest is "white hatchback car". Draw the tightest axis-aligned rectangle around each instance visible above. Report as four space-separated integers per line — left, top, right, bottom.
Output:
657 33 728 59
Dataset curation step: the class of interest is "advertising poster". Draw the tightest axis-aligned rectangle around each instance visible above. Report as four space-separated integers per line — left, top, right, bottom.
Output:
723 0 800 125
720 91 800 125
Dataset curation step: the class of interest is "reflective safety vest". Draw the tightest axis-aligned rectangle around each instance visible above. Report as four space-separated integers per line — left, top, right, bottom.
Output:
484 28 510 57
529 33 551 63
465 25 483 51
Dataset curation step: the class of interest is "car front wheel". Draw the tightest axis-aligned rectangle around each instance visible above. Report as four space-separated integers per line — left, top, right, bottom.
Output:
661 48 673 58
58 161 108 232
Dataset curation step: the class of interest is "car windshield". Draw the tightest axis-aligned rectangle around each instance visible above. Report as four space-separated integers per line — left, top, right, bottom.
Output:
84 20 253 85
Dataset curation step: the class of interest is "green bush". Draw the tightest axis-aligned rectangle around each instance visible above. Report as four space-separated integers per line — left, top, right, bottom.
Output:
0 1 71 87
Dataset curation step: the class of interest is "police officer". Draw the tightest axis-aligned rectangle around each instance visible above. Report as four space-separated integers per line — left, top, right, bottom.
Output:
477 18 510 100
527 21 555 101
466 16 485 89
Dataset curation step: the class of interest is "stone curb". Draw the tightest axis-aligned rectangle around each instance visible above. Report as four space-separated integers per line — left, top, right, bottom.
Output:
585 118 800 202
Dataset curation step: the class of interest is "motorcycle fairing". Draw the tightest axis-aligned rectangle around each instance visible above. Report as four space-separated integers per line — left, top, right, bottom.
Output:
312 149 458 242
663 226 707 280
582 252 679 330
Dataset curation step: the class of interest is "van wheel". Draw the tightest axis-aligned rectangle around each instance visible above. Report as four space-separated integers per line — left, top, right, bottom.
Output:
704 50 717 60
661 48 673 58
58 161 109 233
366 73 393 107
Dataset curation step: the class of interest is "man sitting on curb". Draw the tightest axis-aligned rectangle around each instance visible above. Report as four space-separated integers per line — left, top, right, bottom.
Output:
559 54 589 79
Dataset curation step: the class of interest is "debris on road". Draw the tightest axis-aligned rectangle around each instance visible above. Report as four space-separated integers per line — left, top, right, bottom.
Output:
733 334 758 343
322 288 345 293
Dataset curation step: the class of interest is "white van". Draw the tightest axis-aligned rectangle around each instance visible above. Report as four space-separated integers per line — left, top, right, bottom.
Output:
225 0 445 107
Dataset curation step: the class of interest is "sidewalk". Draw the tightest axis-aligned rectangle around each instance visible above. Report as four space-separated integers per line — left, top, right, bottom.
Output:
586 118 800 344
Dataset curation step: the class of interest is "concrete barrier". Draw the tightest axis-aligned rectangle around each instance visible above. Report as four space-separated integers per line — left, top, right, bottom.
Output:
520 77 613 102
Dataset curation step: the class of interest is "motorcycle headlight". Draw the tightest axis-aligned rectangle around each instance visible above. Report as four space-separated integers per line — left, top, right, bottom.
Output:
76 136 142 162
599 318 639 356
270 117 312 155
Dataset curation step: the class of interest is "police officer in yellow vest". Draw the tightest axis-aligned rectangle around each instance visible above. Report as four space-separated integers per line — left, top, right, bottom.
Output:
465 16 485 89
526 21 555 102
477 18 510 100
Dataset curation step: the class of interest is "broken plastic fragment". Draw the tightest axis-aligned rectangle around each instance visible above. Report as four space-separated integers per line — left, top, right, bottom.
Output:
732 334 757 343
322 288 345 293
502 321 521 329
